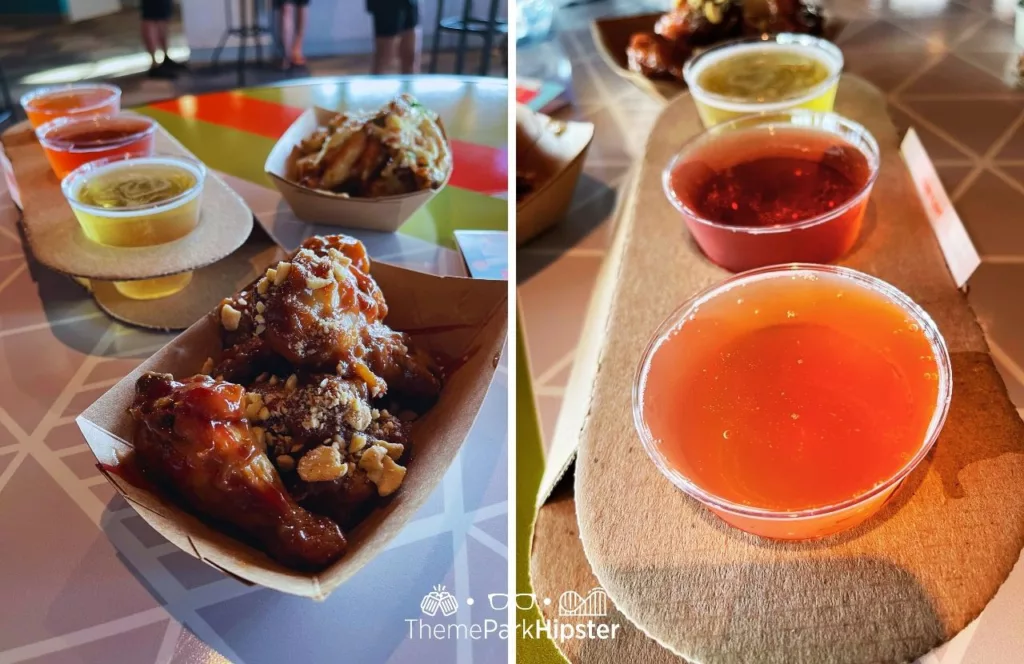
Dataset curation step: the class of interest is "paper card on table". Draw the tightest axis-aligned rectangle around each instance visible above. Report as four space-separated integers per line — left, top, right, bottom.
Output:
900 128 980 288
0 143 21 209
455 230 508 280
516 77 569 114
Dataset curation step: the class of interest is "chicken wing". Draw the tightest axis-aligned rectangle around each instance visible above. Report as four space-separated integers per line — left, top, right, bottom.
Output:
246 372 411 530
129 372 347 571
214 235 442 402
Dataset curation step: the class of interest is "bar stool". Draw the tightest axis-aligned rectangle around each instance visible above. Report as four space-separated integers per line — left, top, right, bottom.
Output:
0 60 13 129
211 0 275 86
430 0 508 76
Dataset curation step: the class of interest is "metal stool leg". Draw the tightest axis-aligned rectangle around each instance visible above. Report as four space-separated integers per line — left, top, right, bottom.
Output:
478 0 500 75
212 0 234 71
237 0 248 87
429 0 445 73
454 0 472 74
0 60 12 128
253 0 265 67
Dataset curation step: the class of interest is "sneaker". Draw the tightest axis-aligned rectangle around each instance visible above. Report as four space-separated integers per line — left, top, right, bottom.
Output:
147 62 177 79
163 57 189 71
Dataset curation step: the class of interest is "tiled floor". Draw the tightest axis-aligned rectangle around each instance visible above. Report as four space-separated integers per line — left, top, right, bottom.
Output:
518 0 1024 454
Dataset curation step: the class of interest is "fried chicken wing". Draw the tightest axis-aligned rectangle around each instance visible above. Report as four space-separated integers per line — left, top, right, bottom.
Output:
628 0 827 83
627 32 689 81
214 235 442 401
129 372 347 571
244 372 411 529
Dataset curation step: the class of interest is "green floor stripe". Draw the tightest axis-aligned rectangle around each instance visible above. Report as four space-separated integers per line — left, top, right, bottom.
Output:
517 314 570 663
135 107 275 187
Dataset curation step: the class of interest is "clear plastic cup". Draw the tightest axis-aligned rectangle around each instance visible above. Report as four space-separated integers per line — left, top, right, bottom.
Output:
21 83 122 129
683 33 844 128
36 113 157 179
61 154 207 300
663 110 880 272
632 264 953 540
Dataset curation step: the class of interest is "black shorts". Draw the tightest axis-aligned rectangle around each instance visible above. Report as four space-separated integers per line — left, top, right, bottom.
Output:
368 0 419 38
140 0 172 21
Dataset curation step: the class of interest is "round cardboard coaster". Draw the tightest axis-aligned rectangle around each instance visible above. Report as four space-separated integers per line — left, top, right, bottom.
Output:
573 76 1024 664
532 483 685 663
1 119 253 281
91 230 285 331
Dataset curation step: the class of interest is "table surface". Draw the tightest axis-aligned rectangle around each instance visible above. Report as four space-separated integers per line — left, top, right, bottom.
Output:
0 76 508 664
518 1 1024 662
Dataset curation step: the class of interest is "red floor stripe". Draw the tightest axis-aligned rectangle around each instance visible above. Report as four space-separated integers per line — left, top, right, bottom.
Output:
150 90 507 196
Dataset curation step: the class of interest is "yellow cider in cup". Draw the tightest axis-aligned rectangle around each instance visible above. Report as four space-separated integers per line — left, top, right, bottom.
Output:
684 34 843 128
61 155 206 300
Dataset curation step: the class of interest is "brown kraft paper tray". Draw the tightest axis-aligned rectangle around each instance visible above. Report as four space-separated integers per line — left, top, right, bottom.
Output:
77 259 507 599
516 104 595 246
533 75 1024 663
264 106 449 232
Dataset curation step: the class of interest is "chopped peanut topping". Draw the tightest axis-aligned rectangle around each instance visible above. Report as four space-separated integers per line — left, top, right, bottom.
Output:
200 357 215 375
275 455 295 472
306 276 332 290
359 445 406 497
297 445 348 482
220 304 241 331
380 441 404 460
245 393 264 419
359 444 387 477
274 262 292 285
349 432 368 453
285 374 298 391
376 456 406 497
257 278 269 296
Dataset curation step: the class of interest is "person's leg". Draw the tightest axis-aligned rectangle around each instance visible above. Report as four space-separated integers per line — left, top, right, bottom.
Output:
373 36 400 74
291 2 308 65
370 6 401 74
398 27 421 74
397 2 420 74
280 2 296 68
141 0 176 77
157 19 170 61
141 20 160 68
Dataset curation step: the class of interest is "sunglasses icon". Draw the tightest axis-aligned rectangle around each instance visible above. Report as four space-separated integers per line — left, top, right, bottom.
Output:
488 593 538 610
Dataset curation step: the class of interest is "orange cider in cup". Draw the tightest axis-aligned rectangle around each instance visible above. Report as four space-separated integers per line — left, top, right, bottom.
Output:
634 265 951 539
21 84 121 129
36 114 157 179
